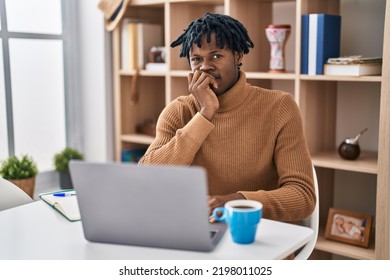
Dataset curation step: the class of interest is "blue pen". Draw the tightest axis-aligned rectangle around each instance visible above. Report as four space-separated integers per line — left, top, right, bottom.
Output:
53 193 76 197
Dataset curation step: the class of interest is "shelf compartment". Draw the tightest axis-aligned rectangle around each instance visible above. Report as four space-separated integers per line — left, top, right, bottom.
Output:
119 75 165 136
169 2 224 71
300 74 382 83
229 0 296 73
121 134 155 145
130 0 165 7
169 70 191 77
246 71 296 80
170 0 224 4
312 151 378 174
316 234 375 260
119 69 167 77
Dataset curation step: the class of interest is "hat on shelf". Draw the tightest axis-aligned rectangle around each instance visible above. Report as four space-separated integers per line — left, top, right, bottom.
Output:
98 0 131 31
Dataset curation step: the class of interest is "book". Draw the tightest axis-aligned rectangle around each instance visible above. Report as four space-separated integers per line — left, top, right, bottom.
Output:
121 147 147 162
301 14 341 75
121 20 139 70
300 14 309 74
39 190 81 222
121 19 129 70
327 55 382 65
324 62 382 76
127 22 139 70
145 62 167 72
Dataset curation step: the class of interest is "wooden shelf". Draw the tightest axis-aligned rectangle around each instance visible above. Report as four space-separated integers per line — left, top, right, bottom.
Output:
119 69 167 77
246 71 296 80
312 151 378 174
316 234 375 260
300 74 382 82
169 70 191 77
130 0 165 7
121 134 155 145
170 0 224 4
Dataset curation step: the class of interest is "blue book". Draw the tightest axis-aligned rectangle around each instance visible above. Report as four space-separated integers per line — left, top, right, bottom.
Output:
301 15 310 74
121 148 147 162
301 14 341 75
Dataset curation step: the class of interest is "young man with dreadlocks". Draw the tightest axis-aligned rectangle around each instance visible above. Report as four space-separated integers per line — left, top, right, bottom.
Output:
139 13 315 223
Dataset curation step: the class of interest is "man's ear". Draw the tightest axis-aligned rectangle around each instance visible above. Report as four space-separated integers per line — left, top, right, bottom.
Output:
235 52 244 65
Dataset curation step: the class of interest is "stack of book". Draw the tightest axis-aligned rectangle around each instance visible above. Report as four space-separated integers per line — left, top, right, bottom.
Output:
323 56 382 76
301 14 341 75
121 148 147 163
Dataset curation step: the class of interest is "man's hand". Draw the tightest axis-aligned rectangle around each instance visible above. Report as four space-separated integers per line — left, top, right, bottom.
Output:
208 193 245 223
188 70 219 121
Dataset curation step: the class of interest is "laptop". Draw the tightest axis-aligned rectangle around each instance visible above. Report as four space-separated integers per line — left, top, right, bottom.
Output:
69 160 227 252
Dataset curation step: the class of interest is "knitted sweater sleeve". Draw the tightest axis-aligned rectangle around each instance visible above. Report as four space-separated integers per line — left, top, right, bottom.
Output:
240 94 316 221
138 100 213 165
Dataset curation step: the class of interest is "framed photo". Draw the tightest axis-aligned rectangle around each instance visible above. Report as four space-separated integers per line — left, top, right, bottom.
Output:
325 208 373 248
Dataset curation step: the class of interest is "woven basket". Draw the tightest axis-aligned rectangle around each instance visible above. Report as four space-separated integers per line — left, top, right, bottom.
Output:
9 177 36 198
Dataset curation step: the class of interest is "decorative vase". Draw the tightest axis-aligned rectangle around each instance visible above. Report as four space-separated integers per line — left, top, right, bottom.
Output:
265 24 291 73
338 128 368 160
9 177 36 198
59 172 73 189
338 140 360 160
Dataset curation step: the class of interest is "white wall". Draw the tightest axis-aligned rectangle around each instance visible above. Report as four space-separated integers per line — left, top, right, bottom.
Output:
36 0 112 194
77 0 113 162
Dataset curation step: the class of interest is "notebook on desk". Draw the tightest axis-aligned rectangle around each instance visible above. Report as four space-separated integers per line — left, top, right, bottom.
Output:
39 189 80 222
69 161 227 252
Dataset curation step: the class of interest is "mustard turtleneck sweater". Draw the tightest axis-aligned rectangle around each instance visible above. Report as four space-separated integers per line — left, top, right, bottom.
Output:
139 71 315 222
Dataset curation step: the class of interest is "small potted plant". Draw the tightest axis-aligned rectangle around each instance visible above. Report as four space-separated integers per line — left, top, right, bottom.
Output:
0 155 38 198
54 147 84 189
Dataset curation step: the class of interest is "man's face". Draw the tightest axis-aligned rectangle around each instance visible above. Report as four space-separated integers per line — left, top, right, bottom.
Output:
189 33 242 96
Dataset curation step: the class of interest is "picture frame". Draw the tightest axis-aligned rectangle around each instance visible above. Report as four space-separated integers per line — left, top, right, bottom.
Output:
325 208 373 248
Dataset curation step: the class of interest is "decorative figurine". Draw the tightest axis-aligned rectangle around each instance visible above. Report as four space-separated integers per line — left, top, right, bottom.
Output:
338 128 368 160
265 24 291 72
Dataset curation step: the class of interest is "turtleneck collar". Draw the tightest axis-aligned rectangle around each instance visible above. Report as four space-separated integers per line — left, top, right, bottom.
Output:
216 70 250 113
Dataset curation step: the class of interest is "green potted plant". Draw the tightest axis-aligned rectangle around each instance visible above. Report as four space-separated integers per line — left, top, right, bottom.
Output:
54 147 84 189
0 155 38 198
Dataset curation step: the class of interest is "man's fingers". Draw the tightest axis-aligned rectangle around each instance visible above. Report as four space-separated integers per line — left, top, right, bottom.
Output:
209 215 216 224
190 70 216 89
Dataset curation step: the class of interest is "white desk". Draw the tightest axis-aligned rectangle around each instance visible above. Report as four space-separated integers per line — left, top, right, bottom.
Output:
0 201 313 260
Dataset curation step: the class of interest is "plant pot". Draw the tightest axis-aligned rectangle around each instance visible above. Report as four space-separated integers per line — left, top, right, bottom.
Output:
9 177 36 198
59 172 73 189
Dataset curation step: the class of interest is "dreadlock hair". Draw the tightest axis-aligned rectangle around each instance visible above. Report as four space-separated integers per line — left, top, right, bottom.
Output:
170 13 254 59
